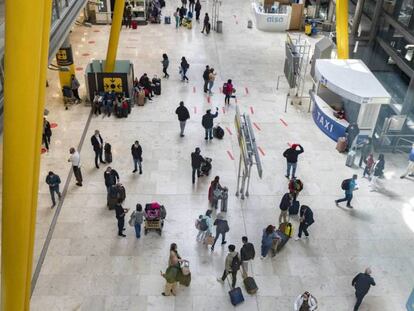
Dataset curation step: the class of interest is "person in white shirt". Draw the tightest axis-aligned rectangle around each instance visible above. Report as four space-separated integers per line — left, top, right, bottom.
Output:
294 291 318 311
68 147 82 186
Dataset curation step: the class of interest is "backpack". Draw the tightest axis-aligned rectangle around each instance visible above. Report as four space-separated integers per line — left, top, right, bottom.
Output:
223 83 228 94
230 253 241 272
199 218 208 231
341 178 351 190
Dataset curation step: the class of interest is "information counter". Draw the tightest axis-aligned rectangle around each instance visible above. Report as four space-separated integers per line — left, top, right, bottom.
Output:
252 2 292 32
310 59 391 142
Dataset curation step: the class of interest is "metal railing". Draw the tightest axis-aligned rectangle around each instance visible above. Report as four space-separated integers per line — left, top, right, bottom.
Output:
393 136 414 153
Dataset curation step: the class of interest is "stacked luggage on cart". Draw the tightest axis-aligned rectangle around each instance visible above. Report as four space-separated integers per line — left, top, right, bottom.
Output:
144 202 167 235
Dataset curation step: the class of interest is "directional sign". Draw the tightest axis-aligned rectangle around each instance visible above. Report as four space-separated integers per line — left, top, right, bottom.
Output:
103 77 123 93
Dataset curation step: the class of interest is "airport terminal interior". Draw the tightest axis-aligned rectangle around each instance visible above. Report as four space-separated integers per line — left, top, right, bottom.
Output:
1 0 414 310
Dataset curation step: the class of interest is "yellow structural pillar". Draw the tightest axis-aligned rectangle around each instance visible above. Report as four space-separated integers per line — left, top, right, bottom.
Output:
26 0 53 307
56 37 76 88
2 0 51 310
336 0 349 59
104 0 126 72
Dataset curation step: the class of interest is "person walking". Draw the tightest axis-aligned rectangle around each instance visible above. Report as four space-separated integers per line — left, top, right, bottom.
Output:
70 74 81 101
91 130 106 169
335 174 358 208
161 243 182 296
115 203 128 237
175 101 190 137
216 244 240 288
345 122 360 151
45 171 62 208
400 144 414 179
201 108 219 140
125 4 132 28
181 0 187 8
362 153 374 178
223 79 234 105
279 192 292 224
352 268 376 311
68 147 82 186
104 167 120 195
207 68 216 95
191 147 204 184
357 137 372 167
201 13 209 33
42 117 52 151
131 140 143 174
202 65 210 93
208 176 223 208
211 213 229 251
260 225 277 259
240 236 255 278
283 144 304 179
295 205 314 241
180 57 189 82
370 154 385 192
196 209 213 242
174 7 180 28
161 53 170 78
294 291 318 311
195 0 201 21
129 203 144 239
189 0 195 12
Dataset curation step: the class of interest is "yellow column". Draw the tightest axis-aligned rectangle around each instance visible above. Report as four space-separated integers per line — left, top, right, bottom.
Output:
336 0 349 59
104 0 126 72
56 39 76 88
1 1 50 310
25 0 53 307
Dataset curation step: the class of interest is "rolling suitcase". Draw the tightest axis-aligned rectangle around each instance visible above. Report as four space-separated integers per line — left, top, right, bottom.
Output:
132 20 138 29
213 126 224 139
346 149 356 167
137 91 145 106
229 287 244 306
243 277 258 294
247 20 253 28
336 137 347 153
289 201 300 215
164 16 171 24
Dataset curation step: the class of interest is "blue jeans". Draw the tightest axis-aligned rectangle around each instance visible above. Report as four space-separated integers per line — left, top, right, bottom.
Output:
49 186 61 205
337 192 353 206
208 81 214 93
286 162 297 177
134 223 142 238
133 158 142 172
261 243 271 257
205 128 213 139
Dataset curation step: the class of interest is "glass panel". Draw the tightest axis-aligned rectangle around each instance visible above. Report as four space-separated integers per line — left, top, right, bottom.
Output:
397 0 414 26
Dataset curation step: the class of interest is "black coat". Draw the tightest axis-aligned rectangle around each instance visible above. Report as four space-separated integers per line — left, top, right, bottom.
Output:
191 152 204 168
373 159 385 177
283 145 304 163
279 193 291 211
201 111 218 129
131 144 142 160
240 242 255 261
352 273 375 296
104 169 119 187
44 121 52 137
91 134 104 151
299 206 314 226
213 218 229 234
176 106 190 121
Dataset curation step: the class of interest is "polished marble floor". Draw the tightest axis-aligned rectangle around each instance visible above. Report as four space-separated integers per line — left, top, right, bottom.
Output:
5 0 413 310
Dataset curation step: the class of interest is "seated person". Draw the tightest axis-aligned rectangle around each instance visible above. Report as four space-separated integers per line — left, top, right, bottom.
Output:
139 73 154 100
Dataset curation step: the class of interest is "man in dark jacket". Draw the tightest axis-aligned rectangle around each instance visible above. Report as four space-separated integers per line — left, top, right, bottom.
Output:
295 205 314 241
346 122 360 151
357 137 372 167
91 130 106 169
279 192 292 224
352 268 376 310
201 13 209 34
202 65 210 93
104 167 120 194
43 117 52 151
131 140 143 174
191 147 204 184
283 144 304 179
115 203 128 237
211 213 229 251
45 171 61 208
240 236 255 278
202 108 218 140
175 101 190 137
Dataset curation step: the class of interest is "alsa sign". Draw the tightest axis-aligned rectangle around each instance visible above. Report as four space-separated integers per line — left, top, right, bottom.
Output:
266 16 284 23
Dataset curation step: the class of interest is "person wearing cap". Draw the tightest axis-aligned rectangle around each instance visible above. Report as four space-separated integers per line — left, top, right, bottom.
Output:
400 143 414 179
294 291 318 311
201 108 219 140
352 268 376 310
260 225 278 259
283 144 304 179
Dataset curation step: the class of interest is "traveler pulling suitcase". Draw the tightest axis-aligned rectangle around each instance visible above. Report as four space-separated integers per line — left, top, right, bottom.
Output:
243 276 258 294
229 286 244 306
336 136 347 153
346 148 356 167
289 201 300 215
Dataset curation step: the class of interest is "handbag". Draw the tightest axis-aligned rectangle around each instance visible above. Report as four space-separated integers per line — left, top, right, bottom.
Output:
128 211 136 227
180 260 190 275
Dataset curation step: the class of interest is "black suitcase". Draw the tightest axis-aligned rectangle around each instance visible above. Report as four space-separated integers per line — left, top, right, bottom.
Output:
275 230 289 252
154 83 161 95
243 277 258 294
105 151 112 163
229 287 244 306
289 201 300 215
213 126 224 139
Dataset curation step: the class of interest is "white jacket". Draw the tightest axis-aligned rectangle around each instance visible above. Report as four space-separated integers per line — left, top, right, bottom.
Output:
294 294 318 311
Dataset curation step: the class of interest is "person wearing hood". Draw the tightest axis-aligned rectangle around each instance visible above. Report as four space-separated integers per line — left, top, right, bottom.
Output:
283 144 304 179
210 213 229 251
201 107 219 140
216 244 240 288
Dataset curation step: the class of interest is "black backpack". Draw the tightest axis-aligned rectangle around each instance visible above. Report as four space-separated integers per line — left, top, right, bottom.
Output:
213 126 224 139
341 179 351 190
199 218 208 231
231 253 241 271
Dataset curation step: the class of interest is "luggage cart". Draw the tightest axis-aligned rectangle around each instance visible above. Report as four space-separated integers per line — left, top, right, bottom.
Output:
144 219 164 235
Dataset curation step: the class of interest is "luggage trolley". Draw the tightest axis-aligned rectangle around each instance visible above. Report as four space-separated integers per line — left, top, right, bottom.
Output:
144 202 167 235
